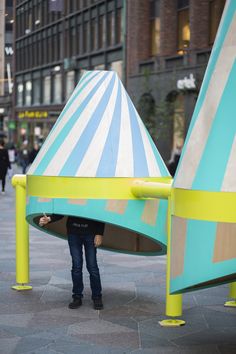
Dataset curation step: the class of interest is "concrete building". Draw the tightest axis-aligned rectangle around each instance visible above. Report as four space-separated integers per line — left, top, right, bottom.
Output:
13 0 123 147
0 0 14 142
13 0 225 159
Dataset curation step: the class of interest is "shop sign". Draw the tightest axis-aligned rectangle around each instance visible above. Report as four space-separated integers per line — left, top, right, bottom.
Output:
18 111 48 119
177 73 196 90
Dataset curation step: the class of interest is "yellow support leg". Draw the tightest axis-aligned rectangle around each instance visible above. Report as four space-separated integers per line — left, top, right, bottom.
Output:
224 282 236 307
11 175 32 291
159 196 185 327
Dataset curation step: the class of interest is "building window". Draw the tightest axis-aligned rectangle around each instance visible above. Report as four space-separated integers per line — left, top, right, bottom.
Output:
43 75 51 104
177 0 190 54
17 82 24 106
83 21 88 53
25 80 32 106
98 15 105 49
91 18 97 51
150 0 160 56
108 60 123 80
33 77 41 105
107 12 114 47
209 0 226 45
53 73 62 103
94 64 105 70
115 8 122 44
65 71 75 100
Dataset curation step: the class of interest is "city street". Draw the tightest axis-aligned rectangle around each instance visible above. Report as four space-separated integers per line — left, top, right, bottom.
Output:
0 166 236 354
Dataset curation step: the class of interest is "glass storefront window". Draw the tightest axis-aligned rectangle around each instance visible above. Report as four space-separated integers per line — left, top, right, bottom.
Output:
53 73 62 103
25 80 32 105
66 71 75 100
43 75 51 104
17 82 24 106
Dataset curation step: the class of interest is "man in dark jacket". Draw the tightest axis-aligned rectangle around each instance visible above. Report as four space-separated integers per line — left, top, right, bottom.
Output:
0 140 11 194
39 214 104 310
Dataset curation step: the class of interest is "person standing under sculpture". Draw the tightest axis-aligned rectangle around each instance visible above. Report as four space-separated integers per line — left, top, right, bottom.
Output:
39 214 104 310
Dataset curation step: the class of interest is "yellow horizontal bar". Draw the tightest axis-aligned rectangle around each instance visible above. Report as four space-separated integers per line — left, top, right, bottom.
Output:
27 175 171 200
131 179 172 199
173 188 236 223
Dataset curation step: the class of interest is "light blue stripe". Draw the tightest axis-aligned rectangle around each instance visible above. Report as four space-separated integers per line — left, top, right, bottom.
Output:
34 72 108 175
192 60 236 190
96 81 122 177
175 2 236 181
52 71 93 129
32 71 94 154
59 73 115 176
126 97 149 176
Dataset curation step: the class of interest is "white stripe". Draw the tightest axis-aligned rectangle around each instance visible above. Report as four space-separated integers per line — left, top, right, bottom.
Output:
43 72 113 176
27 71 102 175
174 12 236 189
221 135 236 192
75 76 119 176
135 111 161 177
115 83 134 176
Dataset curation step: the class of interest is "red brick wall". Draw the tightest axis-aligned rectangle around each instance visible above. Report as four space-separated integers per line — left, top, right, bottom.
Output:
160 0 177 56
126 0 150 76
190 0 210 50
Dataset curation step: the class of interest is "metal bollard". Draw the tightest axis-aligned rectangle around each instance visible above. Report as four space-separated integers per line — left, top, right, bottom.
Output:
11 174 32 290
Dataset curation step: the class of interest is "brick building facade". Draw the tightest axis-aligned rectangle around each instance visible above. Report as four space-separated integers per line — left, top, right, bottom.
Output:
126 0 225 161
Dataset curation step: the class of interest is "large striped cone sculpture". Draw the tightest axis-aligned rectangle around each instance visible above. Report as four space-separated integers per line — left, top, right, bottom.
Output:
26 70 171 255
170 0 236 293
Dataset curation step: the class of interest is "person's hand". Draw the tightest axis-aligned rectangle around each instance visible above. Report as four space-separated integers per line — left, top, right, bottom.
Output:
94 235 103 247
39 215 51 227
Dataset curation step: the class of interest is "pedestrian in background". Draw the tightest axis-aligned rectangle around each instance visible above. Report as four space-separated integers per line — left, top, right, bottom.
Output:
0 140 11 194
29 143 40 164
19 140 30 174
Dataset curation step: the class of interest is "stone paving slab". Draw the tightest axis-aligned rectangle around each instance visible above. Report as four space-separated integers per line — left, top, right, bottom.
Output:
0 170 236 354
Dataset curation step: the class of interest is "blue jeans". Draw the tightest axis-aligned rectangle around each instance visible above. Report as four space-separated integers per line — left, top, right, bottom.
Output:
68 233 102 299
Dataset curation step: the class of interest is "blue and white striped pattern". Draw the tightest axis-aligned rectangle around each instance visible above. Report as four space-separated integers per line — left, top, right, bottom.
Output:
28 71 169 178
174 0 236 192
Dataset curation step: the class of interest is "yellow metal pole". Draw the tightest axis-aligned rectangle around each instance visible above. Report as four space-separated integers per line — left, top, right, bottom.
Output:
11 175 32 290
159 194 185 327
131 180 185 326
224 282 236 307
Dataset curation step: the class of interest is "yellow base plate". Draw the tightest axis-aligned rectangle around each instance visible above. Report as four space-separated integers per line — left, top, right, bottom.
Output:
159 319 185 327
224 300 236 308
12 285 32 291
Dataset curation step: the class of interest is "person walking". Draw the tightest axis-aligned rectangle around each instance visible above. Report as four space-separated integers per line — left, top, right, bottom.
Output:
29 143 40 164
0 140 11 194
19 141 30 174
39 214 104 310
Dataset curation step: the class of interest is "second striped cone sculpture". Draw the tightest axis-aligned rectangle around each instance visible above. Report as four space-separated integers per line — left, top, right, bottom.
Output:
170 0 236 294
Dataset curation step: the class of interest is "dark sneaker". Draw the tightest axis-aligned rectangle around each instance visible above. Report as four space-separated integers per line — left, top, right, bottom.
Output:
93 297 103 310
68 297 82 309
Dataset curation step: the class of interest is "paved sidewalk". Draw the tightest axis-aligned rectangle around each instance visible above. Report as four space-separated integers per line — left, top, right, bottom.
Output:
0 168 236 354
